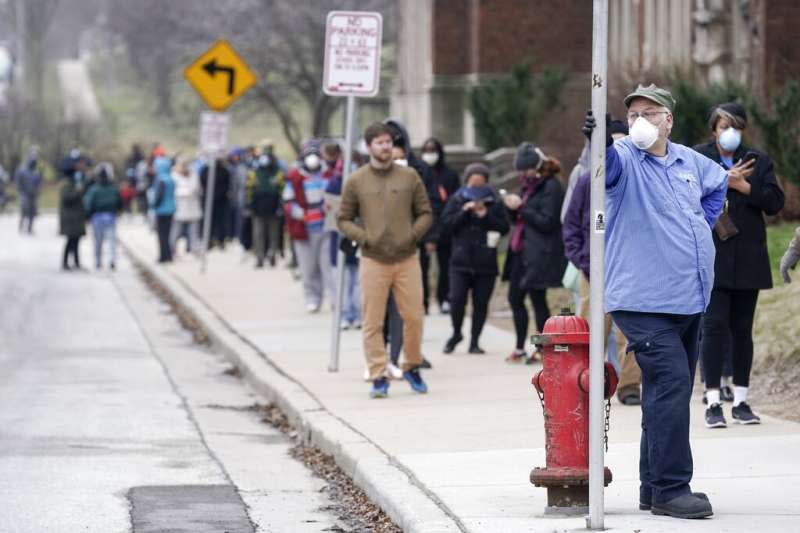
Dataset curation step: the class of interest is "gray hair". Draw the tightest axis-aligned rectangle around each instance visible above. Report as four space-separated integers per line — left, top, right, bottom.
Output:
708 107 747 131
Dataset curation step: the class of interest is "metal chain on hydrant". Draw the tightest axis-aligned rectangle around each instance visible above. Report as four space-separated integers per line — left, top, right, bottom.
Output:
536 388 545 410
604 398 611 452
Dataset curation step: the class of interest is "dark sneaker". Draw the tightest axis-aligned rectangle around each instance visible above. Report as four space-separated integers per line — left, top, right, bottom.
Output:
617 386 641 406
443 334 463 354
705 403 727 428
732 402 761 425
369 377 389 399
468 344 485 354
420 357 433 369
640 492 708 511
702 390 708 405
403 367 428 394
720 385 734 403
525 350 542 365
651 493 713 519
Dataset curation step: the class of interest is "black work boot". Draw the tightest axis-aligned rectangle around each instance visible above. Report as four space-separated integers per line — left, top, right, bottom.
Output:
651 493 713 519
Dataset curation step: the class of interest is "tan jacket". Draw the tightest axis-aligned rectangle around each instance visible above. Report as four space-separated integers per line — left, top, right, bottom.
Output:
337 162 433 264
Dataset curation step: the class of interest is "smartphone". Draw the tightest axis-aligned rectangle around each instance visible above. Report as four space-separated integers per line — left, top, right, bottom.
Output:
743 151 758 164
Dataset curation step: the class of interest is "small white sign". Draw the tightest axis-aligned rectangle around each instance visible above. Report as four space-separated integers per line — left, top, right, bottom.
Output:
199 111 230 153
323 11 383 97
594 210 606 234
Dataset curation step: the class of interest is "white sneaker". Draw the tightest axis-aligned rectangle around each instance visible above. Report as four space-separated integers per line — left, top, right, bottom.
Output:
386 363 403 380
306 303 320 313
340 322 351 331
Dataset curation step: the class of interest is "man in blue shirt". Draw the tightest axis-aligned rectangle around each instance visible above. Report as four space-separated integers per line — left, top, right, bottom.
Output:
584 84 729 519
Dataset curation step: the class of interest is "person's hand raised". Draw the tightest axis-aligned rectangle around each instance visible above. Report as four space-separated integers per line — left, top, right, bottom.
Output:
727 158 755 194
502 194 522 210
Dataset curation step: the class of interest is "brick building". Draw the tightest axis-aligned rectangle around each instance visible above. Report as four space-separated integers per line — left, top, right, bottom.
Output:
391 0 799 168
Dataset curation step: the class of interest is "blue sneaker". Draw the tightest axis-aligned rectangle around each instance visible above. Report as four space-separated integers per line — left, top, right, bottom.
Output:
370 377 389 398
403 367 428 394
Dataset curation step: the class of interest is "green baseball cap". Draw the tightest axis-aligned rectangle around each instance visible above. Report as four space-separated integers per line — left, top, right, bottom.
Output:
623 84 676 112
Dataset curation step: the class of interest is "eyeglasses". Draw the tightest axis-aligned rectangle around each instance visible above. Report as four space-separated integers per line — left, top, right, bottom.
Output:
627 110 669 123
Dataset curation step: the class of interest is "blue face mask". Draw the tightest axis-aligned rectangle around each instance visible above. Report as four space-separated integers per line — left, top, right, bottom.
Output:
718 127 742 152
461 185 493 202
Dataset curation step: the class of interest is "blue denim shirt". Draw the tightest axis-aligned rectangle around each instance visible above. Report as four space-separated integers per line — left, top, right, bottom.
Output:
604 137 728 314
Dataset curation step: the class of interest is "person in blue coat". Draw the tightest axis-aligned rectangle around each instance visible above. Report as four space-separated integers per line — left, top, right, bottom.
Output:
150 156 176 263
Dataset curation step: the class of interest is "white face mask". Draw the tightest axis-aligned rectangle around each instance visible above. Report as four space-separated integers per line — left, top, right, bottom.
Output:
304 154 320 170
718 127 742 152
629 117 660 150
421 152 439 166
394 158 408 167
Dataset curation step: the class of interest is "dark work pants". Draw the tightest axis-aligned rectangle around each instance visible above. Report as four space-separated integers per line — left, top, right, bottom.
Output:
611 311 701 505
449 270 496 346
62 236 81 267
419 245 430 312
436 243 452 307
156 214 173 262
383 292 403 365
701 288 759 389
508 284 550 350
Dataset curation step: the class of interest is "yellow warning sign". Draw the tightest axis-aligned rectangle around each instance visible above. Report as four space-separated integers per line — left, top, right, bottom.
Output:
184 40 256 112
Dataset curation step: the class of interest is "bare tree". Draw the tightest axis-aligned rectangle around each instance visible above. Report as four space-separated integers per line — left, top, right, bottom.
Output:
8 0 60 106
228 0 393 155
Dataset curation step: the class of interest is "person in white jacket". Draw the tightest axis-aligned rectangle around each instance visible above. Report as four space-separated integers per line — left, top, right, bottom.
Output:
170 157 202 255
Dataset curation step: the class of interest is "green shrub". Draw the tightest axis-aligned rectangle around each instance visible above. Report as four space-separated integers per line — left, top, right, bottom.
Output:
469 62 566 151
749 79 800 188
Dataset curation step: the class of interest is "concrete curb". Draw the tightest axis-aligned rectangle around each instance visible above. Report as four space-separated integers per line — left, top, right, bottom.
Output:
120 239 465 533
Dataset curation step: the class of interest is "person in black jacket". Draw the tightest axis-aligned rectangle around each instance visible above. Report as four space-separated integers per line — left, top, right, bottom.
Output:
694 102 785 428
440 163 509 354
200 156 231 249
502 143 566 363
421 137 462 314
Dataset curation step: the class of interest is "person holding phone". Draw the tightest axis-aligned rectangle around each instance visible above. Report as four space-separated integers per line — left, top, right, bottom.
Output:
693 102 785 428
439 163 509 354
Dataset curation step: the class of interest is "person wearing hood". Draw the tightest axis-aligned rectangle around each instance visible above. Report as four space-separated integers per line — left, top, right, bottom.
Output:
283 140 334 312
83 163 123 270
581 84 734 519
15 147 43 234
439 163 509 354
199 153 232 249
383 118 442 314
59 157 89 271
150 155 176 263
421 137 462 314
247 150 284 267
170 157 203 256
692 102 784 429
501 143 566 364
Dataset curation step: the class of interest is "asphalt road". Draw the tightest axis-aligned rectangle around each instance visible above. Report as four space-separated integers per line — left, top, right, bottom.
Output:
0 215 338 533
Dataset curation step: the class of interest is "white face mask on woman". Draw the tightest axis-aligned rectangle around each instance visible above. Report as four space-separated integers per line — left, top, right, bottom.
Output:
421 152 439 166
304 154 321 170
629 117 660 150
718 127 742 152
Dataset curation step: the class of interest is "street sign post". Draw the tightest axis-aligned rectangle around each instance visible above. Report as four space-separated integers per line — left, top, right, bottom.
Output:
588 0 609 529
184 40 255 273
198 112 230 274
324 11 383 372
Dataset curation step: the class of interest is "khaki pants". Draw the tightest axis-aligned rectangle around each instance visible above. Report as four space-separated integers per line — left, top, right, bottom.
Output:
360 255 424 380
579 274 641 391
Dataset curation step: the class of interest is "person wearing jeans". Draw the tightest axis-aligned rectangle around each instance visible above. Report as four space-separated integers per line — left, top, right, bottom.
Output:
439 163 509 354
583 84 732 519
337 122 433 398
83 163 122 270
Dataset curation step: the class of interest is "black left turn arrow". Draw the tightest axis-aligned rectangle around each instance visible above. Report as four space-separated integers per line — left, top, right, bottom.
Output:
203 59 236 95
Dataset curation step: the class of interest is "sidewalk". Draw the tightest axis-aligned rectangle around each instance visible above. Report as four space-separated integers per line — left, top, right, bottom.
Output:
120 221 800 532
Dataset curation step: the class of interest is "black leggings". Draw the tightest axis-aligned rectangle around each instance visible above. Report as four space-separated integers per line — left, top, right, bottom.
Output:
701 288 759 388
156 214 173 262
449 271 496 345
62 236 81 268
509 287 550 350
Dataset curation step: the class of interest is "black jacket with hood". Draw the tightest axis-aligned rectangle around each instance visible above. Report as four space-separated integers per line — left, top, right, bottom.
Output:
422 137 461 244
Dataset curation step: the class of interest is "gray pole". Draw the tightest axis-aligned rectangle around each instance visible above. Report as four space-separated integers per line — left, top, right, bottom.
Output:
200 157 217 274
15 0 25 91
588 0 608 530
329 94 357 372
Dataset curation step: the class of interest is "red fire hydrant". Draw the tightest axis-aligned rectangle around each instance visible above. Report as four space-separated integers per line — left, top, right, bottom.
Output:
530 309 619 514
